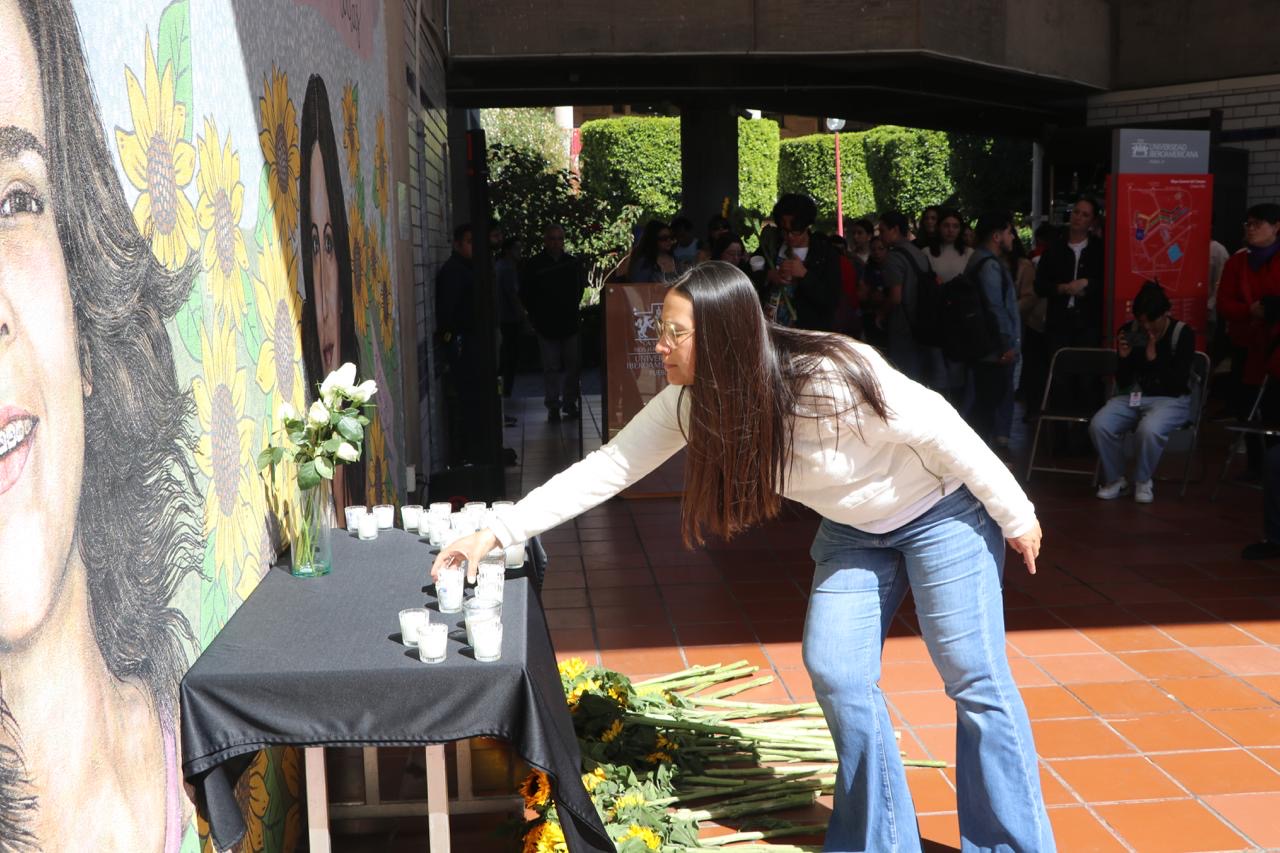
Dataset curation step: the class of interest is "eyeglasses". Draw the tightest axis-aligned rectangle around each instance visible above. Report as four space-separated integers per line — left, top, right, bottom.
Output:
657 321 694 346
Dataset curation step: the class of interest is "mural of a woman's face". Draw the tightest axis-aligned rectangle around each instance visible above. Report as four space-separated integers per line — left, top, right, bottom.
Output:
0 0 87 645
308 142 340 373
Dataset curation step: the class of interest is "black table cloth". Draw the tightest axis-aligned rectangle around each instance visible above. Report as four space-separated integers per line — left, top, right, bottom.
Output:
180 530 612 852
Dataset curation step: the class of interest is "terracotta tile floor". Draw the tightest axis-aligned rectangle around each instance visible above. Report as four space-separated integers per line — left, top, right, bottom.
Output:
491 393 1280 852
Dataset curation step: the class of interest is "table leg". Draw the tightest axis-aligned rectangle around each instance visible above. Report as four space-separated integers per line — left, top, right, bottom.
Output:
304 747 331 853
425 744 451 852
455 739 474 802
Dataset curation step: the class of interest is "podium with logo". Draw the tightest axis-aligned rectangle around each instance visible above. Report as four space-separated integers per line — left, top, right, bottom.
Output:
602 283 685 497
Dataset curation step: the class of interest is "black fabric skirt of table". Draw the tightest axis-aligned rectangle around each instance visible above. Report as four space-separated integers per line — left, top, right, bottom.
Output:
179 529 612 852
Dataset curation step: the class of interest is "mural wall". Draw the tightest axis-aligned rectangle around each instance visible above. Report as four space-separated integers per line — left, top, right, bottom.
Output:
0 0 405 848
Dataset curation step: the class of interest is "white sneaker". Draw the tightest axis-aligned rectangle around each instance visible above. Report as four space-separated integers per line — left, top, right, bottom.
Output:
1096 478 1129 500
1134 480 1154 503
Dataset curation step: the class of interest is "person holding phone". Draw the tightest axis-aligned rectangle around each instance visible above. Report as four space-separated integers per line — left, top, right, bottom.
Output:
1089 281 1196 503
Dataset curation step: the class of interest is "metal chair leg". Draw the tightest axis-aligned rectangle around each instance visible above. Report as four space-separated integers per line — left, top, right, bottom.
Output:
1025 418 1044 482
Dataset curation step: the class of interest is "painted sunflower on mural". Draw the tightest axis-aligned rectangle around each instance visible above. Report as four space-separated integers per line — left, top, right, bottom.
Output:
253 225 304 414
115 33 198 271
366 409 390 503
258 64 301 241
340 82 360 180
195 117 250 318
245 750 271 852
374 246 395 348
192 320 259 587
348 200 369 337
373 111 388 216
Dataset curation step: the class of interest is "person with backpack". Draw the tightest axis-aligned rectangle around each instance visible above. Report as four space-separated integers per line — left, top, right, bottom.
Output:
1089 281 1196 503
965 211 1022 449
879 210 947 390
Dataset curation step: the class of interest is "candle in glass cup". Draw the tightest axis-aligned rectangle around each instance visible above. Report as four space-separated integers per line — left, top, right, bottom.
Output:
372 504 395 529
436 566 464 613
344 505 367 533
451 512 479 536
463 596 502 648
358 512 378 540
472 619 503 662
424 515 450 547
504 541 526 569
462 500 486 515
398 608 430 647
401 504 423 531
477 569 505 604
417 623 448 663
428 502 452 518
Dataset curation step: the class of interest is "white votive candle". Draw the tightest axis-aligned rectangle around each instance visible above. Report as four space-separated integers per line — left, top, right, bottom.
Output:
505 542 526 569
372 504 394 529
401 504 423 530
398 608 430 647
344 505 367 533
418 623 448 663
428 502 452 518
436 566 464 613
358 513 378 540
472 619 503 662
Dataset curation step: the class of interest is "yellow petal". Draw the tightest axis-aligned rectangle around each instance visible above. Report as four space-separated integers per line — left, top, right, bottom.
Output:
195 434 214 477
143 35 161 143
196 192 215 230
229 181 245 221
172 138 196 186
176 194 199 252
255 341 278 393
159 60 176 137
123 66 153 143
131 192 153 238
258 126 276 167
115 128 149 191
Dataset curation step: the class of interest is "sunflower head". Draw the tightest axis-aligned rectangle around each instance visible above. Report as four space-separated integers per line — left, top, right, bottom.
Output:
518 769 552 811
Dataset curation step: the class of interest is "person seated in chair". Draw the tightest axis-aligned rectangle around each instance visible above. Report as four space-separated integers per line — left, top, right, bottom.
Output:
1089 281 1196 503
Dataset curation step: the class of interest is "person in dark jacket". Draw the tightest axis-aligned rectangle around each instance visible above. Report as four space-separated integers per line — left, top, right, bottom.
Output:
1088 281 1196 504
520 224 588 421
749 194 841 331
435 223 475 462
1034 197 1106 433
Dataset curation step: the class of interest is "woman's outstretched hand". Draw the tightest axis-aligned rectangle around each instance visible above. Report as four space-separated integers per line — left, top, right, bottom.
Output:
431 529 500 583
1006 522 1042 575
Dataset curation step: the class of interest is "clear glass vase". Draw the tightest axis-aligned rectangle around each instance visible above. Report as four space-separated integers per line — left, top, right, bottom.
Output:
291 479 334 577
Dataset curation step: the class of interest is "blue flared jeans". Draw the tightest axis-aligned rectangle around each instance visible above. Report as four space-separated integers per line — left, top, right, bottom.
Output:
803 487 1054 853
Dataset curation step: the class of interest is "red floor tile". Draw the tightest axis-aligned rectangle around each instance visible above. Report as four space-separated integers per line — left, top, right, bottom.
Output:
1197 708 1280 748
1202 792 1280 849
1108 713 1237 752
679 642 772 671
1044 806 1127 851
1066 680 1183 715
905 768 956 814
913 725 957 764
1020 685 1093 720
1038 764 1079 806
1030 719 1136 759
890 691 957 727
1048 756 1185 802
915 811 960 849
1193 644 1280 676
880 660 946 694
1114 649 1224 679
590 603 670 627
1033 653 1140 684
1152 749 1280 795
1094 800 1249 852
1156 676 1275 711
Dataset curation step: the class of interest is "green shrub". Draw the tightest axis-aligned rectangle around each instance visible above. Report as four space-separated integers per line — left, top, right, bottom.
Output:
862 126 953 216
479 108 566 171
949 134 1033 215
737 118 780 219
579 117 682 219
777 133 876 225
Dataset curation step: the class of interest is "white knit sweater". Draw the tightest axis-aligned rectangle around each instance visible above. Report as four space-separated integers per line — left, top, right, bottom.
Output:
488 341 1037 547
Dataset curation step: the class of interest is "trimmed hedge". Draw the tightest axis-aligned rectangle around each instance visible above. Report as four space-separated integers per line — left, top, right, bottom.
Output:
737 118 780 218
949 133 1033 215
578 116 781 221
778 133 876 223
862 126 953 216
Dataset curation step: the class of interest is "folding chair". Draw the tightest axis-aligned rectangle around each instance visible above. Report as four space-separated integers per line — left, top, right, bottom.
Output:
1025 347 1117 482
1211 376 1275 501
1096 350 1211 498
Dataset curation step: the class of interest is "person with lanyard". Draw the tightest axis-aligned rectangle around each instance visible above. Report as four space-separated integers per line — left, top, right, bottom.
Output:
1089 281 1196 503
435 262 1055 853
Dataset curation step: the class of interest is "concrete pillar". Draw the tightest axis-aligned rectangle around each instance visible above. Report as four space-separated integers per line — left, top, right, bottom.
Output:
680 105 738 230
554 106 574 170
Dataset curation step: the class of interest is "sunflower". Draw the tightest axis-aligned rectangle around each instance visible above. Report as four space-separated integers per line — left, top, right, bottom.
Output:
558 658 587 681
373 111 388 216
252 224 304 413
600 720 624 744
340 82 360 181
365 410 390 503
348 201 369 338
374 245 395 347
115 33 198 271
258 64 300 241
518 769 551 810
192 319 259 587
522 821 567 853
621 824 661 851
195 117 249 318
581 767 607 793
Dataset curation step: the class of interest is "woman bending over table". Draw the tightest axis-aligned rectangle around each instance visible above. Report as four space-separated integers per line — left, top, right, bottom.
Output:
434 262 1055 853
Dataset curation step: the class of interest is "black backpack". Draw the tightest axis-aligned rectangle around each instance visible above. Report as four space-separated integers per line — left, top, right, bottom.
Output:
890 246 945 348
938 255 1004 364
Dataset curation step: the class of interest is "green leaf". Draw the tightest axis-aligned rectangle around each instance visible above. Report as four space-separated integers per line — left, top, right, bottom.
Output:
175 273 204 361
336 416 363 442
241 267 264 361
199 538 227 646
253 163 274 247
321 436 344 454
256 446 277 471
297 460 320 490
156 0 193 141
313 455 334 480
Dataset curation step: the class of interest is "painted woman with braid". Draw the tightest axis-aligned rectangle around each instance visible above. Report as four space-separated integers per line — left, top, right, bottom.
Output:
0 0 202 847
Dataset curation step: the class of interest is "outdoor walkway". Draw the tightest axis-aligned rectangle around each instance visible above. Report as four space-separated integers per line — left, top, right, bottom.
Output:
503 391 1280 852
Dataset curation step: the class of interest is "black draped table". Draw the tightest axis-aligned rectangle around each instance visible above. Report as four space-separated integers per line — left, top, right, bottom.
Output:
180 529 612 852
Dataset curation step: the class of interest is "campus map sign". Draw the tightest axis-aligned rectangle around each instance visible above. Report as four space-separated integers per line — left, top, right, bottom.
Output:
1109 129 1213 344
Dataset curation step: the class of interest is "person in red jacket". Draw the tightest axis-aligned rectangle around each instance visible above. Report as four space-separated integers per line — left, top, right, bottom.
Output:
1216 203 1280 473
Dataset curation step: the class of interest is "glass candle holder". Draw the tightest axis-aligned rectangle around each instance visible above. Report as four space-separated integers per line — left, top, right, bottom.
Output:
451 512 479 536
401 504 423 531
417 623 448 663
462 501 487 516
357 513 378 541
463 596 502 649
428 502 452 518
504 541 527 569
344 505 367 533
472 619 503 662
398 607 430 647
372 504 394 529
424 515 450 547
490 500 514 509
435 566 464 613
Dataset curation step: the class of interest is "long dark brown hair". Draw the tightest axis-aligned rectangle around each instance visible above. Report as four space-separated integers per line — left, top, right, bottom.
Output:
672 262 889 547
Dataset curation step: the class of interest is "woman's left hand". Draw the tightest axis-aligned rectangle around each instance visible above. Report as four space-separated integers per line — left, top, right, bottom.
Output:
1007 522 1042 575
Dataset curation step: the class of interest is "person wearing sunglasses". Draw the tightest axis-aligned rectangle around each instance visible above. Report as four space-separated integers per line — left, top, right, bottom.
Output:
436 262 1053 853
628 219 679 284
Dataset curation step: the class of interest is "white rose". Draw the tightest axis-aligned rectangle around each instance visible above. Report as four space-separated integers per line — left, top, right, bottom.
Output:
307 400 330 426
350 379 378 403
320 362 358 403
336 441 360 462
279 401 297 421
